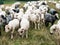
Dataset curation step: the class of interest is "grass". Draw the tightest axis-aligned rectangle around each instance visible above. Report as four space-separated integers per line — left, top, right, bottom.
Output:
0 1 60 45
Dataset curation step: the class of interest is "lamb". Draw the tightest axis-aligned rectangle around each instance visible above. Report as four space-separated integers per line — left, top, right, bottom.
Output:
11 2 21 13
14 8 24 21
5 6 14 19
29 13 40 29
5 19 19 39
50 20 60 45
11 2 20 8
0 5 5 11
18 17 30 38
50 20 60 34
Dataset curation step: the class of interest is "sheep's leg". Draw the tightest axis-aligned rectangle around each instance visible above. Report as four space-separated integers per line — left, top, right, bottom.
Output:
22 31 25 38
0 28 1 36
22 34 24 38
38 23 40 30
45 21 49 27
34 22 37 29
11 29 14 39
26 30 28 38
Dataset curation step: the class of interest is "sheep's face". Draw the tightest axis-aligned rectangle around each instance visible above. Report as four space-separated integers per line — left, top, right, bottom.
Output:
5 25 10 32
18 29 25 36
50 24 57 34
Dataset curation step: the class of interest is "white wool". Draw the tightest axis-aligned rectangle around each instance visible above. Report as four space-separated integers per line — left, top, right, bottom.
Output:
8 19 19 28
20 18 30 30
5 19 19 32
11 2 20 7
0 11 6 17
50 24 57 33
0 5 5 10
57 20 60 25
56 3 60 9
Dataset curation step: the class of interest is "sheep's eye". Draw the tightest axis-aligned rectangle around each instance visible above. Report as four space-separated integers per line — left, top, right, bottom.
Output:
8 28 9 29
21 31 23 33
53 29 56 31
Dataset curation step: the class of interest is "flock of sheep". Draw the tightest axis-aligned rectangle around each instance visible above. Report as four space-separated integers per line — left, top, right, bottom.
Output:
0 1 60 39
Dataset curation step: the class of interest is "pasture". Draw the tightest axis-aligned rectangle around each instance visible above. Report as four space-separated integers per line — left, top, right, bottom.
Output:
0 1 60 45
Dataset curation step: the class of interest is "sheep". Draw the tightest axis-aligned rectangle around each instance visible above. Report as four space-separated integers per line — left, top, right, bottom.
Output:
49 8 59 19
14 8 24 21
5 6 14 19
5 6 14 24
50 20 60 45
14 12 23 21
0 11 6 17
11 2 21 13
5 19 19 39
39 5 49 14
18 17 30 38
0 5 5 11
29 13 40 29
50 24 57 34
11 2 20 8
0 15 7 36
56 3 60 9
45 13 59 26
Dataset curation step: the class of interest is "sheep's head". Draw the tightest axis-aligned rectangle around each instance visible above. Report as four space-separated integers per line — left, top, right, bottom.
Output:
0 5 5 10
14 2 21 8
18 28 25 36
5 6 11 14
50 24 57 35
55 13 59 20
5 25 10 32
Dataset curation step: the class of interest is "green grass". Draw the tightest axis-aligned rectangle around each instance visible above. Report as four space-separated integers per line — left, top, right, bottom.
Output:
0 1 60 45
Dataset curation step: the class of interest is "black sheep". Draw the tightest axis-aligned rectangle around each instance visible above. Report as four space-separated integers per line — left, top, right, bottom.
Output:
45 13 59 27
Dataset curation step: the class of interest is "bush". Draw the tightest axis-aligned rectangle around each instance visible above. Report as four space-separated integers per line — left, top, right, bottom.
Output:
0 0 4 4
16 0 38 1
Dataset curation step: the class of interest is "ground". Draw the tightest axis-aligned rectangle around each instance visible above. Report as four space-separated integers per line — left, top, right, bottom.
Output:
0 1 60 45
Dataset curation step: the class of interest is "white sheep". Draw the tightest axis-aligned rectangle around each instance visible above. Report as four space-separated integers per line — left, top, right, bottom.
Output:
29 13 40 29
50 20 60 45
0 5 5 11
18 17 30 38
14 8 24 20
50 20 60 35
11 2 21 8
0 11 6 17
56 3 60 9
5 19 19 39
5 6 15 21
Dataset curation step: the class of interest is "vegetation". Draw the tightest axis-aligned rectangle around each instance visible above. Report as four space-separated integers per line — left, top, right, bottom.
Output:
0 1 60 45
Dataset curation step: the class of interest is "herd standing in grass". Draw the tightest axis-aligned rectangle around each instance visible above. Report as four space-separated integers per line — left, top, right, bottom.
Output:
0 1 60 39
